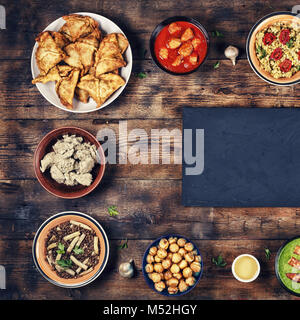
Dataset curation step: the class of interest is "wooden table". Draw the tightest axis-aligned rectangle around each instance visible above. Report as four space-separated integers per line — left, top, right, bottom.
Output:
0 0 299 300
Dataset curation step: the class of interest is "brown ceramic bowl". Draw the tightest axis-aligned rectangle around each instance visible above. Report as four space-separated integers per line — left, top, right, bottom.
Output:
246 12 300 86
32 211 109 288
34 127 105 199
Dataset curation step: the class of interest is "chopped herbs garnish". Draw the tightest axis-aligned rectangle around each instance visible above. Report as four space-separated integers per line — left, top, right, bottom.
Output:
73 246 84 255
57 259 72 268
137 72 147 79
265 248 271 260
56 243 65 255
108 205 119 217
287 39 294 48
214 61 220 69
212 30 224 37
212 255 227 267
257 45 267 59
118 239 128 250
297 65 300 71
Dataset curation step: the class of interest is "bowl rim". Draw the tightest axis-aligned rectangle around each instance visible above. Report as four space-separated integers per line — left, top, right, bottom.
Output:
142 234 204 296
32 211 110 288
149 16 210 76
231 254 260 283
275 235 300 297
33 126 106 199
246 11 300 86
31 12 133 113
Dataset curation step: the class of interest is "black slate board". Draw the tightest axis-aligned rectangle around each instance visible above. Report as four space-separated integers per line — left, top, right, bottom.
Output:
182 107 300 207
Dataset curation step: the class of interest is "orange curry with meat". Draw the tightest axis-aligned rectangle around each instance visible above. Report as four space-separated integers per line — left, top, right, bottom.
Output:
154 21 208 73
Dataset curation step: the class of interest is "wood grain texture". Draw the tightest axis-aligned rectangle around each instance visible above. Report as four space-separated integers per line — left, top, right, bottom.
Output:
0 0 299 300
0 179 299 241
0 60 299 121
0 240 298 300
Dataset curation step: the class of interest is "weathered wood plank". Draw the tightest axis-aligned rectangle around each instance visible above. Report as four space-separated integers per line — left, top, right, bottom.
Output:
0 0 299 301
0 118 182 179
0 239 298 300
0 179 299 240
0 60 299 122
0 0 294 60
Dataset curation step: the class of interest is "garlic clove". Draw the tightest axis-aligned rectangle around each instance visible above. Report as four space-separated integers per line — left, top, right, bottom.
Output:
119 259 135 278
224 45 239 66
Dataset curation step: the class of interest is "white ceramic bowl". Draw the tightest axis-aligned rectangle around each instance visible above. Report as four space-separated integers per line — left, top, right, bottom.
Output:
31 12 132 113
231 254 260 283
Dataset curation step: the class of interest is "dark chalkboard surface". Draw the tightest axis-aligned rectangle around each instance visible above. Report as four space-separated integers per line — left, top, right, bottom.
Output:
182 107 300 207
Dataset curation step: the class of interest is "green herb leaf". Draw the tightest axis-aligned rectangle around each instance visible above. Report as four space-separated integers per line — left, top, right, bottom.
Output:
214 61 220 69
108 205 119 217
212 30 224 37
257 45 267 59
57 259 72 268
73 245 84 255
56 243 65 255
118 239 128 250
212 255 227 267
287 39 294 48
297 65 300 71
137 72 147 79
265 248 271 260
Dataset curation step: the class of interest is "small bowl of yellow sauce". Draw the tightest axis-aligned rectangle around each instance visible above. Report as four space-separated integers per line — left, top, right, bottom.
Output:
232 254 260 283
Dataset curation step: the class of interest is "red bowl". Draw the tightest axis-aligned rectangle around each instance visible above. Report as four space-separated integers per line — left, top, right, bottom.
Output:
34 127 105 199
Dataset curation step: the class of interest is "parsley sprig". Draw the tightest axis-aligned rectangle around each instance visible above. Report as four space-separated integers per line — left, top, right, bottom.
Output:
212 255 227 267
265 248 271 260
212 30 224 37
108 205 119 217
214 61 220 69
57 259 72 268
286 39 294 48
118 239 128 250
136 72 147 79
257 45 267 59
56 243 65 255
73 245 84 255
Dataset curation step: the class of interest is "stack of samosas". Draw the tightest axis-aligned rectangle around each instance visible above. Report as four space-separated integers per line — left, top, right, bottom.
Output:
32 14 128 110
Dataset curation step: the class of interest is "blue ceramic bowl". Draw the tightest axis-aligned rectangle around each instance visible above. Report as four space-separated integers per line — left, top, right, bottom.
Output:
142 234 203 296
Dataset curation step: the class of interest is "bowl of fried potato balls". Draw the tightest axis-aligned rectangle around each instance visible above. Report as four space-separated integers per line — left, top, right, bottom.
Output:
142 235 203 296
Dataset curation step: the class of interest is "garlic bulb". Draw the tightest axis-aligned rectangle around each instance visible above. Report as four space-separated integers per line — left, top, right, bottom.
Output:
119 259 134 278
224 45 239 66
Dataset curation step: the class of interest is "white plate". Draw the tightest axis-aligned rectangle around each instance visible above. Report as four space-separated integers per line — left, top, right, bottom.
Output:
31 12 133 113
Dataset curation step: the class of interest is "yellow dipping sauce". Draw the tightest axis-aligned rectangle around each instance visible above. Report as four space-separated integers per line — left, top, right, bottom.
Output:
234 256 258 280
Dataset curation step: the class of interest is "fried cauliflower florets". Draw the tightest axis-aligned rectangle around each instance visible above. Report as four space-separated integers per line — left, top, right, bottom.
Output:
149 246 157 256
168 286 179 295
155 281 166 292
177 238 187 247
145 237 201 295
159 238 169 250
